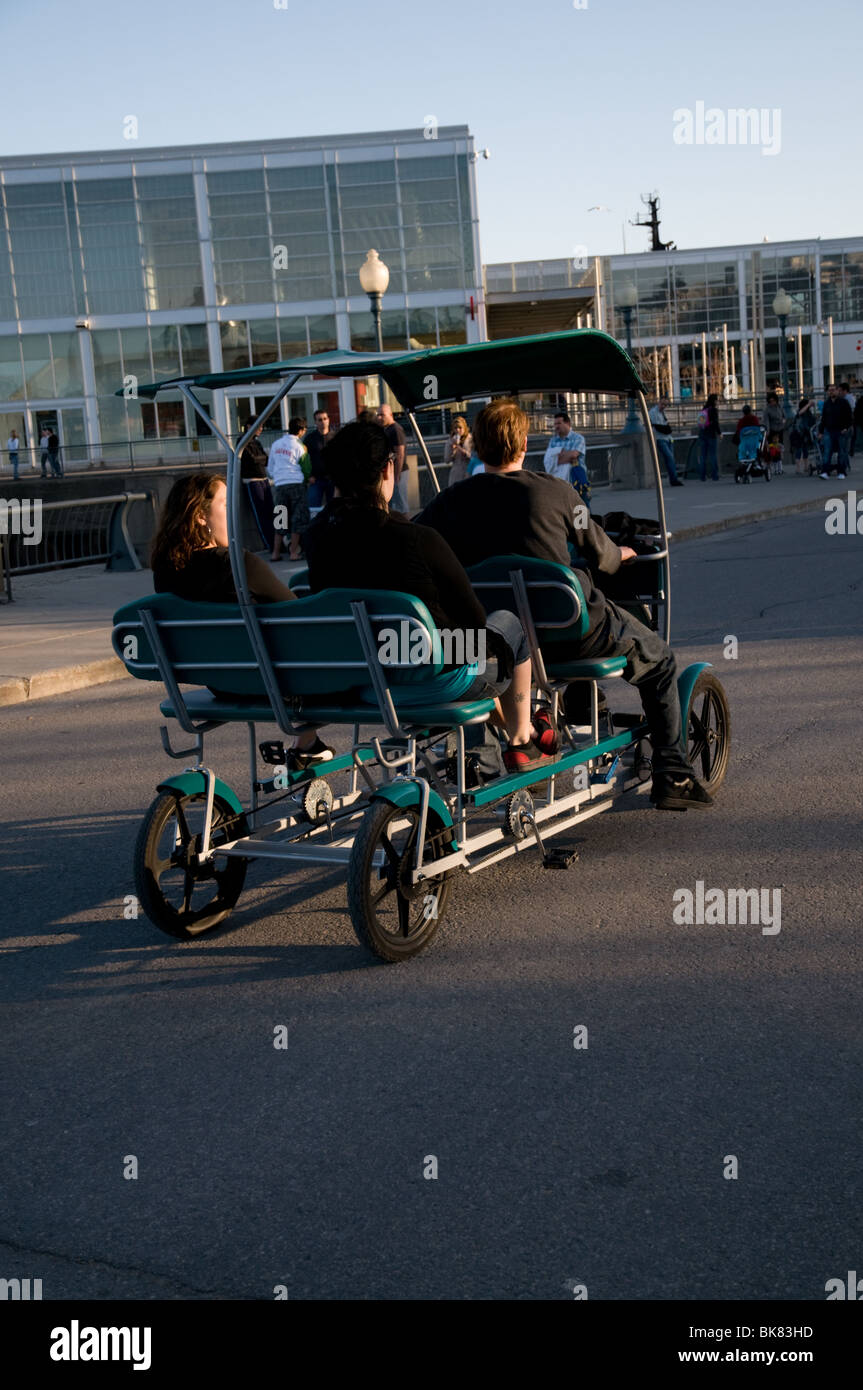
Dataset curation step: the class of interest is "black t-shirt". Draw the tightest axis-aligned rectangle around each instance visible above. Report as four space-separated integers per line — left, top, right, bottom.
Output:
240 438 268 479
304 427 334 476
153 547 282 604
417 469 622 638
384 422 407 477
303 500 485 632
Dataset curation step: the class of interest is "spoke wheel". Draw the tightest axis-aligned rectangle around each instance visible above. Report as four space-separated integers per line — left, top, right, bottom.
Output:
347 800 454 962
134 791 249 939
686 672 731 792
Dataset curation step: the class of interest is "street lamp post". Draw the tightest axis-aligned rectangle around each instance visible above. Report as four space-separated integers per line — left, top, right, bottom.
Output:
359 249 390 408
617 282 642 432
772 288 794 421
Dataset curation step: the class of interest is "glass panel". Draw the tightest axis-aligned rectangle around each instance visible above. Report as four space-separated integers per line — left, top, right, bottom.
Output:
307 314 336 353
21 334 54 397
349 309 407 351
408 306 437 348
266 165 325 191
120 327 152 386
337 160 396 186
59 407 87 463
249 318 279 365
50 333 84 397
0 337 24 400
397 156 457 181
278 317 309 357
179 324 211 376
437 304 467 346
845 252 863 322
220 319 250 370
92 330 123 396
206 170 266 195
150 325 181 379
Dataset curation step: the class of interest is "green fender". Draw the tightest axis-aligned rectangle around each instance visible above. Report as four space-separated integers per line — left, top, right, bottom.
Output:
156 771 244 817
372 779 458 846
677 662 712 725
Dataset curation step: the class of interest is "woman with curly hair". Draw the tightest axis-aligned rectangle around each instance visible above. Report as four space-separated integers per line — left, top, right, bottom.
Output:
150 472 331 766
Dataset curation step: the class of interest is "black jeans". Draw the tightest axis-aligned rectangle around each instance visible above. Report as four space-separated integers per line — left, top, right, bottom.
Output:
576 599 694 778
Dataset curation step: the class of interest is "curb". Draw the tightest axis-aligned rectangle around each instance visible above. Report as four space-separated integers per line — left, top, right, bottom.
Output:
0 495 830 707
670 493 826 542
0 656 126 708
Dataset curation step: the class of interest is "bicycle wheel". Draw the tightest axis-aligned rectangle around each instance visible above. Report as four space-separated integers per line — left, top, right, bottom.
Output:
134 790 248 939
686 671 731 792
347 800 455 962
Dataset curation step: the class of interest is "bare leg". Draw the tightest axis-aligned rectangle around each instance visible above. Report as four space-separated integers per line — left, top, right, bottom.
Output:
497 658 533 745
288 531 302 561
271 531 284 561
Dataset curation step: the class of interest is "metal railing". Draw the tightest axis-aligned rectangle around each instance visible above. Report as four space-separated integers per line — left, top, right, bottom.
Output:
0 492 152 597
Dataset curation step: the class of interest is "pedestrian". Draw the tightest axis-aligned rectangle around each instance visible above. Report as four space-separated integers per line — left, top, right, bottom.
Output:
853 393 863 459
648 395 683 486
543 410 586 482
239 420 268 479
240 419 275 551
763 392 786 474
789 397 817 475
817 383 852 479
838 383 856 464
444 415 473 486
7 429 20 480
267 415 310 562
39 426 51 478
376 403 408 512
303 408 337 509
47 428 62 478
697 393 722 480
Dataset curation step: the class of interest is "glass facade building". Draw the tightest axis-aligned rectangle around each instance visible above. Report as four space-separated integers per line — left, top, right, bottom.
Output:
0 127 483 464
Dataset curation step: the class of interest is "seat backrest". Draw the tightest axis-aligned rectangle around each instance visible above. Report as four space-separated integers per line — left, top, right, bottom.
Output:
289 567 311 597
111 589 445 697
466 553 588 645
738 426 762 461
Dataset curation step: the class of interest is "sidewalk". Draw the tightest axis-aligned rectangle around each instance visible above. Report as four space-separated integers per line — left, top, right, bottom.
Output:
0 473 832 707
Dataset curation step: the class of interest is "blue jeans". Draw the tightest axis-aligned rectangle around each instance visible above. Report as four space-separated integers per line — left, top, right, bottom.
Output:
656 435 679 483
821 432 846 474
699 434 718 480
10 452 19 479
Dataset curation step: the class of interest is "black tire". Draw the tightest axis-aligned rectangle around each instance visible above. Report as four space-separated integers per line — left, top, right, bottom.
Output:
686 671 731 792
347 799 454 962
134 790 248 939
765 464 772 481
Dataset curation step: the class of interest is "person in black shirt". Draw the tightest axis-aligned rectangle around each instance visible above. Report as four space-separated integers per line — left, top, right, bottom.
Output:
303 408 337 508
417 399 713 810
151 472 330 766
303 421 560 774
376 403 408 513
239 419 275 551
239 421 269 480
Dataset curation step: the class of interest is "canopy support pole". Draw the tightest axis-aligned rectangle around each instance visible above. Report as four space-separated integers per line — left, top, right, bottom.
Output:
406 411 440 495
637 389 671 644
182 374 307 736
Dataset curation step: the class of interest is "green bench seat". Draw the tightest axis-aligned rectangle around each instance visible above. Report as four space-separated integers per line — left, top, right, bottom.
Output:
159 689 495 727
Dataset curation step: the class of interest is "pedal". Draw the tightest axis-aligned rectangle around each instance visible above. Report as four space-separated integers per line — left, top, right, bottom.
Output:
259 740 287 766
590 753 620 785
543 848 579 870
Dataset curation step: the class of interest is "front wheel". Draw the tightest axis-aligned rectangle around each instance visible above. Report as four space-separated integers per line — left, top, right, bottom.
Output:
347 799 455 962
686 671 731 792
134 790 249 939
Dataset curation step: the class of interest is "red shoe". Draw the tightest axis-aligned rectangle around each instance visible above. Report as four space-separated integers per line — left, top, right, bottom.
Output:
532 707 561 757
503 740 546 774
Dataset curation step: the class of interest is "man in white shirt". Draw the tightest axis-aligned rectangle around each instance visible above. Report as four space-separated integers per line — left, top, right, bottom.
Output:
542 411 586 482
267 415 309 561
7 430 21 480
40 427 51 477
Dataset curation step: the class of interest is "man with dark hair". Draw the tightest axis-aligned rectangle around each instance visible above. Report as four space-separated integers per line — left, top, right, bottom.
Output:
267 415 309 561
304 407 336 508
417 398 714 810
818 384 852 479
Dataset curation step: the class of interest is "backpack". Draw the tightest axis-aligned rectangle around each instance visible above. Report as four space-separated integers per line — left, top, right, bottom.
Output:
698 408 710 430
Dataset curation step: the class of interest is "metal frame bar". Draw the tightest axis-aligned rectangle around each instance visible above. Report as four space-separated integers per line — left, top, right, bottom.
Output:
405 410 440 495
636 388 671 643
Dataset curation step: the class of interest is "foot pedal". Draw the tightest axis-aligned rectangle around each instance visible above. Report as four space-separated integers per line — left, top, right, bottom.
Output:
591 753 620 785
543 848 579 870
259 740 287 766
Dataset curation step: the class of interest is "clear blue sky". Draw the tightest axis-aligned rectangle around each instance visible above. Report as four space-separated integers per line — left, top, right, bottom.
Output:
5 0 861 262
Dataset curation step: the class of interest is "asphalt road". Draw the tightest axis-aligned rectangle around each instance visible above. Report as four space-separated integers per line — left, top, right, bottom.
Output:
1 511 861 1301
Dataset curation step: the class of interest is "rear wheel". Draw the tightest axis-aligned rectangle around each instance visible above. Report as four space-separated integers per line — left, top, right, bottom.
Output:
134 790 248 939
347 800 455 962
686 671 730 792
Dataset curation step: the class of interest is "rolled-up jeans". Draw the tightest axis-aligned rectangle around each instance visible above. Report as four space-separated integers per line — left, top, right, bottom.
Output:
574 599 694 778
656 435 679 483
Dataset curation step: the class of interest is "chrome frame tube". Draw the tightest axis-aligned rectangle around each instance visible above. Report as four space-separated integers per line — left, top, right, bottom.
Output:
636 388 671 643
406 409 440 494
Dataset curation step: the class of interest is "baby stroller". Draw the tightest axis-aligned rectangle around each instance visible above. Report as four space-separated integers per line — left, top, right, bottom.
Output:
735 425 771 483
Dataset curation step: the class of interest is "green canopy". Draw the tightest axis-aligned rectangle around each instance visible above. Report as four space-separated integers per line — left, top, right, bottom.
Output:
117 329 643 406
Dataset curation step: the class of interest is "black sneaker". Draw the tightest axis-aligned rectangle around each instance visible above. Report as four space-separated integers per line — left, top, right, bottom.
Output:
286 736 335 770
443 753 485 789
650 773 714 810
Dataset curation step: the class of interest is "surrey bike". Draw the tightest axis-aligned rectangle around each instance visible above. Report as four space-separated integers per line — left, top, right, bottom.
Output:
113 330 730 961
